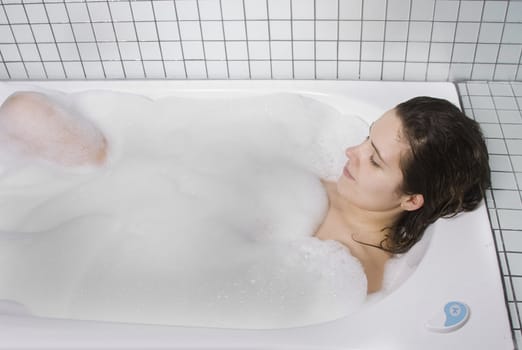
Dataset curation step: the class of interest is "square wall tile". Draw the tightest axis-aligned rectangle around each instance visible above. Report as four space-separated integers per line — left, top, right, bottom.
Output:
479 23 504 44
268 0 290 20
339 0 362 20
483 1 508 22
0 44 20 61
434 0 459 21
109 2 133 21
363 0 386 20
43 61 65 79
316 60 337 79
291 0 314 20
185 60 208 79
45 3 68 23
244 0 267 20
247 21 269 40
315 0 338 20
130 2 155 21
207 61 229 79
272 60 294 79
339 21 361 40
432 22 456 42
382 61 405 80
427 63 450 81
458 1 483 22
316 20 338 40
250 60 271 79
175 0 199 21
25 62 46 79
386 0 410 20
87 2 111 22
270 20 291 40
249 41 270 60
410 0 435 21
152 2 177 21
293 60 315 79
25 4 48 23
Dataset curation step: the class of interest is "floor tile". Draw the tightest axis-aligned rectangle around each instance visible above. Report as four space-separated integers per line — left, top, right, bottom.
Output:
498 210 522 230
494 190 522 209
502 124 522 139
497 110 522 124
506 140 522 155
512 277 522 300
488 138 508 154
461 95 472 110
507 253 522 275
473 109 499 123
505 275 516 299
490 208 500 229
467 81 522 341
516 173 522 189
482 123 504 138
502 230 522 252
491 171 518 190
513 329 522 349
509 303 521 329
511 156 522 172
489 82 514 96
494 96 519 110
466 82 491 96
511 83 522 97
470 95 495 109
490 155 514 172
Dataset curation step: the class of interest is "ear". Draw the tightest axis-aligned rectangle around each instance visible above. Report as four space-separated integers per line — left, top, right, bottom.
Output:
401 194 424 211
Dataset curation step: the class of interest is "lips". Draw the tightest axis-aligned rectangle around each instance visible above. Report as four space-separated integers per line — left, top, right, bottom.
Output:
343 166 355 180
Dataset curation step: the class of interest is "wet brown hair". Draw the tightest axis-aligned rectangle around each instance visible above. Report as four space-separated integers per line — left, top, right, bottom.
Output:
383 96 491 254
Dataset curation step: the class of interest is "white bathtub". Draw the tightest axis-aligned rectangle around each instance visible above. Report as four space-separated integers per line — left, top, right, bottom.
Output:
0 80 513 350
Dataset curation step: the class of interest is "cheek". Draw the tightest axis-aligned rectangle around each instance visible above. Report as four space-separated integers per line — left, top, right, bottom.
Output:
338 169 404 209
362 173 401 199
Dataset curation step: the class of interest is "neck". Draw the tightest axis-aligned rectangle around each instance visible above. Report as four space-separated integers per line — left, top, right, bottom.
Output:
329 186 403 248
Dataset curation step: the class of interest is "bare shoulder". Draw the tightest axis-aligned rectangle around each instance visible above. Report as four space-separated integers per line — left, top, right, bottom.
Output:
359 248 392 293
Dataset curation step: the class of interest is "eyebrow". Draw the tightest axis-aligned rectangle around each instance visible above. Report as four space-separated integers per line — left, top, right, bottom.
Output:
369 123 387 167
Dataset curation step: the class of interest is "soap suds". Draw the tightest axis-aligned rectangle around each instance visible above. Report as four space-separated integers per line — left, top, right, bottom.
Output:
0 91 375 328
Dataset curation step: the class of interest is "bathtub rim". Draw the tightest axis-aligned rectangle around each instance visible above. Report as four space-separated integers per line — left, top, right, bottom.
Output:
0 79 514 350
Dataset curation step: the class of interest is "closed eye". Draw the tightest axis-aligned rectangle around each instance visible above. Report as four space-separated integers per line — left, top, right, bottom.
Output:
365 136 380 167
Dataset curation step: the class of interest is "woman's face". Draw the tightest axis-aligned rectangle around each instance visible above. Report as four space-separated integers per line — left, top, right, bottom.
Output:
337 108 412 213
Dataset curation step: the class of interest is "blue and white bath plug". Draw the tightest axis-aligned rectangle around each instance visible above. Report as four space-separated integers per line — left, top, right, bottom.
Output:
426 301 470 333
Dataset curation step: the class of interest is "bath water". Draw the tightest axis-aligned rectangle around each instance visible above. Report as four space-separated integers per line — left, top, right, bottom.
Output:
0 91 372 328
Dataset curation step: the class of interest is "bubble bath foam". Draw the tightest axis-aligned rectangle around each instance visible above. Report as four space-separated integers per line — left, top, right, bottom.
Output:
0 80 513 350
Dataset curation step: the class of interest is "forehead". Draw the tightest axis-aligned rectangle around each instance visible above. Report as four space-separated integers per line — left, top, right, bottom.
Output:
372 109 410 161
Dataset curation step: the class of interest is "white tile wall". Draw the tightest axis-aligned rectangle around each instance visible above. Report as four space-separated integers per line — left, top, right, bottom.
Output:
0 0 520 80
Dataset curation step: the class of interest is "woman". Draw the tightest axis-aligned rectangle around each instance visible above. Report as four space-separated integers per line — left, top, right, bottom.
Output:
0 92 491 293
316 97 491 292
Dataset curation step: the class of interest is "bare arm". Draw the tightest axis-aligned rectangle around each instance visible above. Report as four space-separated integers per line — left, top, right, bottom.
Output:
0 91 107 166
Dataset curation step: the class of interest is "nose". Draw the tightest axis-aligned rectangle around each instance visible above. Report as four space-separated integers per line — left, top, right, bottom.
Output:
345 139 367 162
345 145 356 159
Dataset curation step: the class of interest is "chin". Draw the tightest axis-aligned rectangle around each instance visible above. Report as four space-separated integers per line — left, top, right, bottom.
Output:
335 176 350 197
